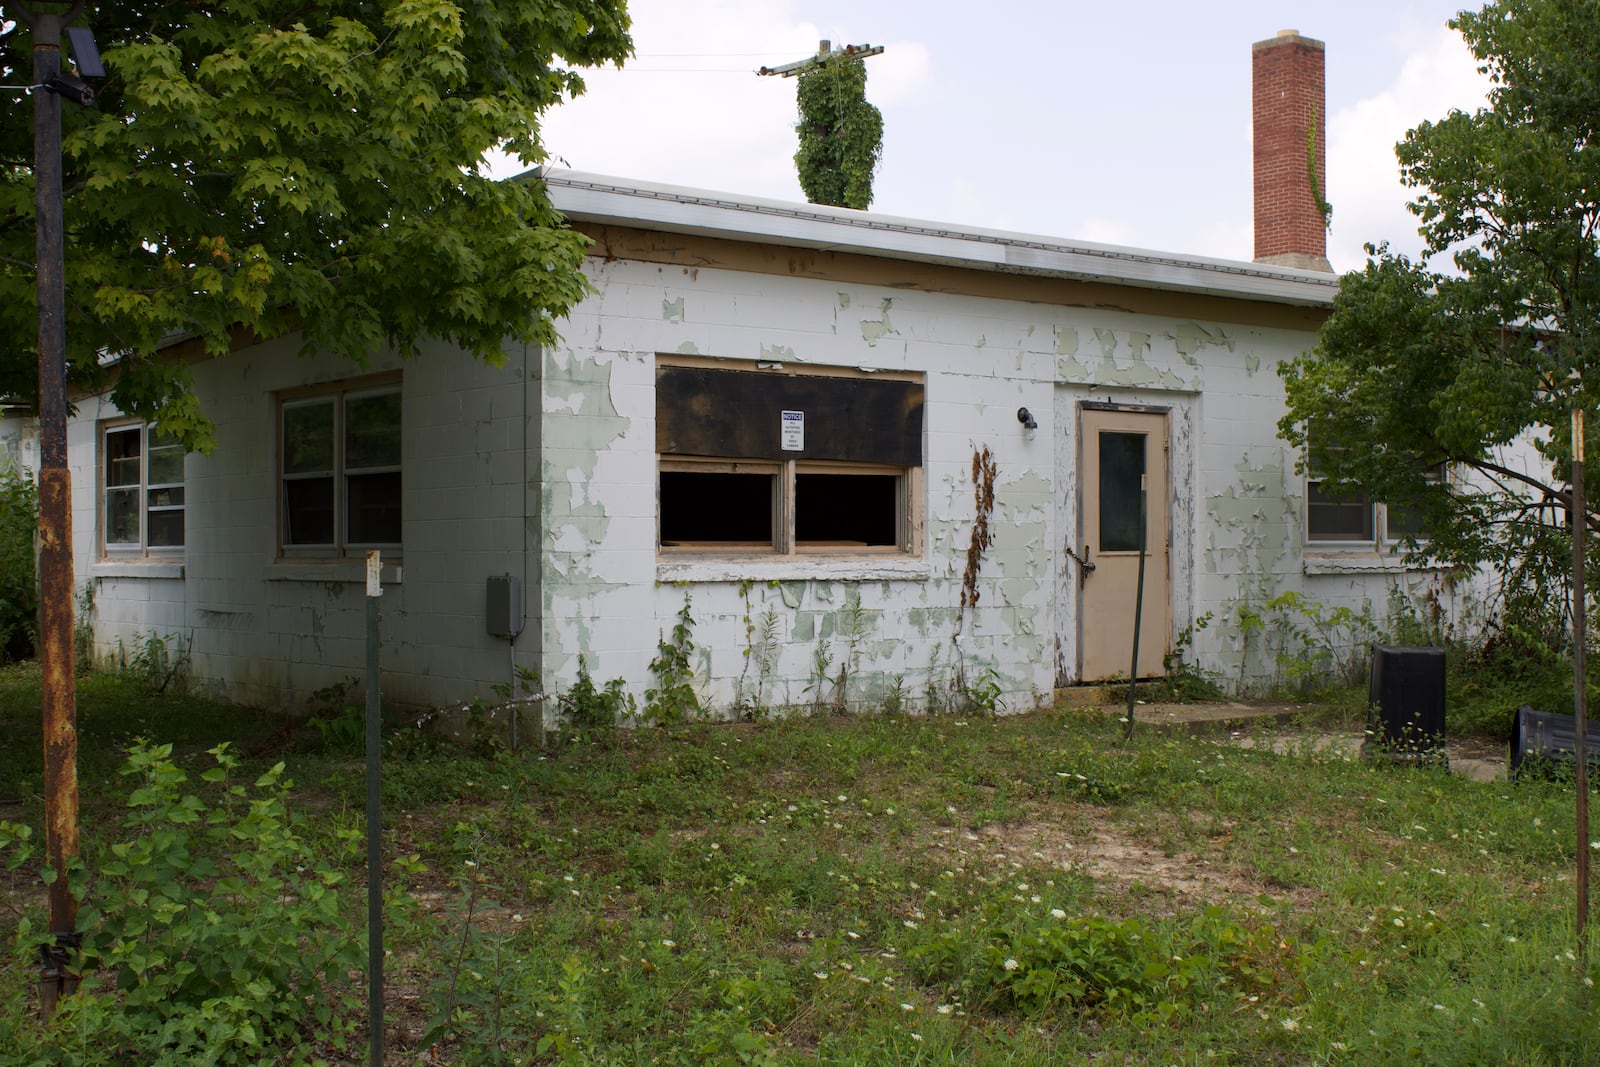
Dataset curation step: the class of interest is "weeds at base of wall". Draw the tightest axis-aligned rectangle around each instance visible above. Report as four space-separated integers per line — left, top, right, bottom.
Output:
880 674 908 716
391 669 550 758
1125 611 1227 704
957 665 1006 715
733 581 781 720
643 595 702 728
306 677 364 750
557 656 633 743
112 629 192 696
1235 593 1380 699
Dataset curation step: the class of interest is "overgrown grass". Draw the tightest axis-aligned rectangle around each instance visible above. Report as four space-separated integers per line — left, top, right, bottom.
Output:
1 668 1596 1065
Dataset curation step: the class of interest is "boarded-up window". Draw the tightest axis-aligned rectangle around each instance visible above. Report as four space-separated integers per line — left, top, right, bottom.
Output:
657 367 922 466
656 362 923 556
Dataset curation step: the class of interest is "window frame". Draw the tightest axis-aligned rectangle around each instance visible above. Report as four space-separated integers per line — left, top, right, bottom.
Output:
99 420 185 559
1303 467 1444 550
277 374 402 561
655 358 924 561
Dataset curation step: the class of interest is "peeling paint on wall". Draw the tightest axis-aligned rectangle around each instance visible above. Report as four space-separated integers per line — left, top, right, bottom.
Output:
1169 322 1234 365
1203 452 1295 591
0 415 38 476
1094 328 1118 369
860 298 896 346
541 350 631 580
662 297 685 322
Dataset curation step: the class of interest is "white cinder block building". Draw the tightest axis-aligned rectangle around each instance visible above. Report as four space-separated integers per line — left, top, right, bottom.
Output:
20 31 1463 713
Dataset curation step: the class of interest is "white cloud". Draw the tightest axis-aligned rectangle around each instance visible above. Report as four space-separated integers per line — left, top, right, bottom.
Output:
866 41 935 107
1326 24 1489 270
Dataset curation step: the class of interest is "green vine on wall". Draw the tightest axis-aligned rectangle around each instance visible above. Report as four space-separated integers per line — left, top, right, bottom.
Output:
794 54 883 210
949 445 999 711
1306 106 1333 228
958 445 999 626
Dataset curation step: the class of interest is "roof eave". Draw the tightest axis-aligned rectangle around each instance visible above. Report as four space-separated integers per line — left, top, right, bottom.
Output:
535 169 1339 309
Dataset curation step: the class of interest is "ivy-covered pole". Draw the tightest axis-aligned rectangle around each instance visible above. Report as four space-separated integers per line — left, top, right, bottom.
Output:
759 41 885 210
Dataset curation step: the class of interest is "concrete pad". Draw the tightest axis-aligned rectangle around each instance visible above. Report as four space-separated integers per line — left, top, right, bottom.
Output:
1119 700 1509 781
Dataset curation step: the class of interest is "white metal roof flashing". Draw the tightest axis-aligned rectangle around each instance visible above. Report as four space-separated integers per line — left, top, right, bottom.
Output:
535 169 1339 309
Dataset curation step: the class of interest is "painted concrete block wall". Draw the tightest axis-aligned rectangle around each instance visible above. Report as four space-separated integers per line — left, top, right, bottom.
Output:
534 253 1462 710
535 258 1062 713
52 247 1492 713
0 413 38 476
67 336 544 711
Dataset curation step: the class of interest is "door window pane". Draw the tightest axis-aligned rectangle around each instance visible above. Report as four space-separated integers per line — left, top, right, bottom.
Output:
1099 432 1147 552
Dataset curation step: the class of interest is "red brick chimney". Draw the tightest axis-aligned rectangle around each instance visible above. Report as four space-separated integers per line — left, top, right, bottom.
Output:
1252 30 1332 272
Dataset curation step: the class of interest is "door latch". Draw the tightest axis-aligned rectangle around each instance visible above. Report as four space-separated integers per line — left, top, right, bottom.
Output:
1064 541 1096 587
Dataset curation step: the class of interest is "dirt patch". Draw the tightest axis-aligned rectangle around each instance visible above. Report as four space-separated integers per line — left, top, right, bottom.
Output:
926 811 1318 914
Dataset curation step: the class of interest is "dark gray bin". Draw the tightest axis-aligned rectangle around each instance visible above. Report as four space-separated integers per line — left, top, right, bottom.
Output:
1363 644 1446 764
1509 705 1600 780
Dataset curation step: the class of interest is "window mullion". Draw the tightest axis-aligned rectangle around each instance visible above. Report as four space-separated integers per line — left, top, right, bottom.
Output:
335 398 346 555
779 459 797 555
139 425 150 550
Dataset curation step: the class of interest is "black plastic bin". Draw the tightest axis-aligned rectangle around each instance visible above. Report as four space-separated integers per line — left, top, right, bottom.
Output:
1363 644 1446 764
1509 705 1600 780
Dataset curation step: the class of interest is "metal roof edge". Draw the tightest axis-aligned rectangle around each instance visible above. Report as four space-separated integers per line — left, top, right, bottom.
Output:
531 168 1339 309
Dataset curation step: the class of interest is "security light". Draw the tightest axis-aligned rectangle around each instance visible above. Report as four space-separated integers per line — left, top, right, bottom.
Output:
43 72 92 106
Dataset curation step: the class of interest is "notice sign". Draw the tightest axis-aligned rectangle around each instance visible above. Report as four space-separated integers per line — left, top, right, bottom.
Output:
780 410 805 451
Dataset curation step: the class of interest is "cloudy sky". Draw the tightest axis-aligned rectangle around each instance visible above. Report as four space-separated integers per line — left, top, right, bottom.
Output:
518 0 1492 273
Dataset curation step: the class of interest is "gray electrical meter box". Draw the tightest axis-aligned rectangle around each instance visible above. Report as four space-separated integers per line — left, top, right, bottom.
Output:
486 574 523 638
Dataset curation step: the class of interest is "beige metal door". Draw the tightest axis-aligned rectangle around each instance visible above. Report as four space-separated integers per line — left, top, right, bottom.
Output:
1078 407 1170 682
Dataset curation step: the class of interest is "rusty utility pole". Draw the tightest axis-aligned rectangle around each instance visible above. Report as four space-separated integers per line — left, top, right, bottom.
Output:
1574 407 1591 959
14 0 99 1016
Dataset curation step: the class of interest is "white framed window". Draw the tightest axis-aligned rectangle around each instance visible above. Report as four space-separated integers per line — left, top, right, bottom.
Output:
1305 468 1441 547
280 377 401 558
656 360 923 558
102 422 184 557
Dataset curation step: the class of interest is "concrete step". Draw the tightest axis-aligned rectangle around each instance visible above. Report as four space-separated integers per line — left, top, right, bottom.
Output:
1055 685 1119 708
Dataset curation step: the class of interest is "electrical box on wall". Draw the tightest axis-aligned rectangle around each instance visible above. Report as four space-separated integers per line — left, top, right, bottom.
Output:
486 574 523 638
